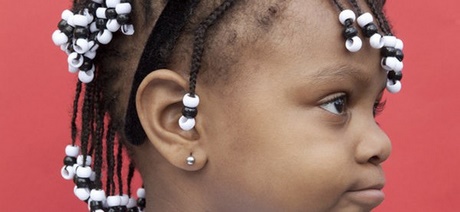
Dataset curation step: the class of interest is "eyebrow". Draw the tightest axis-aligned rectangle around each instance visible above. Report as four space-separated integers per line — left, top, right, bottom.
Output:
310 65 373 87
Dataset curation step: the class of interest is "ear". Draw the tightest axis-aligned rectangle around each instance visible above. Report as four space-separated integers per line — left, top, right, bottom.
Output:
136 69 207 171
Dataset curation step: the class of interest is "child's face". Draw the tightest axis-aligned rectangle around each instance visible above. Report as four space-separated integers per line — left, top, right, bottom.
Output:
196 0 391 211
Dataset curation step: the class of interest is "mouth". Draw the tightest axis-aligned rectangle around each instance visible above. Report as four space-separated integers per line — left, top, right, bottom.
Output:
345 184 385 208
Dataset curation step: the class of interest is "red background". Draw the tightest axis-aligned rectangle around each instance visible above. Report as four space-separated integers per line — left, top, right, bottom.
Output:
1 0 459 211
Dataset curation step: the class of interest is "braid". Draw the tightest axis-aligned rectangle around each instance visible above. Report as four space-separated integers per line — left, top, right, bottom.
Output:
93 84 105 189
348 0 363 15
127 161 136 197
106 120 117 195
332 0 345 11
80 83 95 166
188 0 237 96
366 0 392 35
71 80 82 146
116 138 124 195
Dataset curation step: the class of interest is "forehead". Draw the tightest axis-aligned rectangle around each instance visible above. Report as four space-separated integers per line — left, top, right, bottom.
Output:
211 0 386 94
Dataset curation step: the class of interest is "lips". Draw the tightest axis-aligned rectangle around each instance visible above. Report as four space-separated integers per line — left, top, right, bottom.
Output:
346 183 386 208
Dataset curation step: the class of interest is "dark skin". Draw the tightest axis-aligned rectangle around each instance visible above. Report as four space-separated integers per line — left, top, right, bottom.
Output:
107 0 392 211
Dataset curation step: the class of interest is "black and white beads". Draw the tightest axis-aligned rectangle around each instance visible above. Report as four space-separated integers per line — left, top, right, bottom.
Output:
179 93 200 131
337 10 405 94
52 0 134 83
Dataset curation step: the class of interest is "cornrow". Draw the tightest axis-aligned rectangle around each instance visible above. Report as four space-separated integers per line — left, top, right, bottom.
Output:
332 0 345 11
71 81 82 146
188 0 236 96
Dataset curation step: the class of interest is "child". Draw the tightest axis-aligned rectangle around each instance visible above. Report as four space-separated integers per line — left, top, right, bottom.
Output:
52 0 404 211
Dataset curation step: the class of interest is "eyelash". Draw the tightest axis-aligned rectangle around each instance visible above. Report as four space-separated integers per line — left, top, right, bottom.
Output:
320 94 386 117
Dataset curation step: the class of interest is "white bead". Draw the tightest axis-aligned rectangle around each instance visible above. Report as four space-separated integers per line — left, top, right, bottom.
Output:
137 188 146 198
345 36 362 52
127 198 137 208
107 196 121 207
121 24 135 35
61 9 74 21
106 19 121 32
116 3 132 14
90 22 99 33
74 39 90 54
106 0 121 8
68 52 84 68
92 0 103 3
96 8 107 19
52 30 68 46
97 30 113 45
395 38 404 50
84 49 97 59
79 69 95 83
339 9 356 25
357 12 373 28
76 166 92 178
77 155 92 166
182 93 200 108
386 80 402 94
90 171 96 181
120 195 129 206
382 36 397 47
394 61 404 72
74 187 91 201
83 8 94 23
179 116 196 131
89 41 99 52
370 33 384 49
65 145 80 157
73 14 89 27
381 57 398 71
66 14 75 27
69 64 79 73
61 165 75 180
90 189 106 201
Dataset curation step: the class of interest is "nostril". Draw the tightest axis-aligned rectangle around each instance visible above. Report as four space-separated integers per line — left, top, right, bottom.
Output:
368 155 381 165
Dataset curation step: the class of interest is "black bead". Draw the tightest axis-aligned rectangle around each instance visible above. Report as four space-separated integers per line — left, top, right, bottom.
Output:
87 2 101 14
128 208 139 212
344 19 353 27
363 23 378 37
116 14 130 25
58 20 68 31
107 207 117 212
343 26 358 39
106 8 118 19
63 156 77 166
121 0 132 3
79 57 93 71
387 71 403 81
61 24 75 37
182 107 198 118
74 27 89 39
137 198 146 208
395 49 404 61
90 201 104 211
75 177 90 188
96 19 107 30
118 206 128 212
381 47 397 57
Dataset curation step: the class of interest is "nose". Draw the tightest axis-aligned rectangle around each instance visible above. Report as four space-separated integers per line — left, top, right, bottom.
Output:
355 121 392 165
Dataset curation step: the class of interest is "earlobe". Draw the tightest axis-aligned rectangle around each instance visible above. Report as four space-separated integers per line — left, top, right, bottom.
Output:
135 69 207 171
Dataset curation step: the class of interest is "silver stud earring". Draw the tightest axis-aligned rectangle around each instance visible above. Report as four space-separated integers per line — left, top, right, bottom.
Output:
186 154 195 166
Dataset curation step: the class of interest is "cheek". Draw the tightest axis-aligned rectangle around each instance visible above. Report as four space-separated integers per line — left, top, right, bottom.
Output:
203 96 354 210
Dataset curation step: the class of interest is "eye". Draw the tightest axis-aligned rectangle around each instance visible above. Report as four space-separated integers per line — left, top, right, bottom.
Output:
373 99 386 117
320 94 348 115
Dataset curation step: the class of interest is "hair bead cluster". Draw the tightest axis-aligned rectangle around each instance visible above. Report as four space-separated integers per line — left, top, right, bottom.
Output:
52 0 134 83
333 0 405 94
